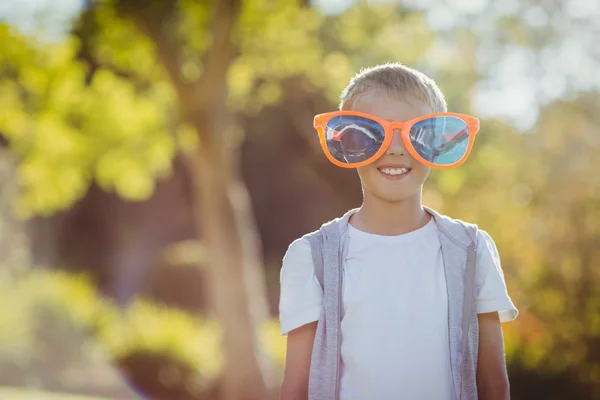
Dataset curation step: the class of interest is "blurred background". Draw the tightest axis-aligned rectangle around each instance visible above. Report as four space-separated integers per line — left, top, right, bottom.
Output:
0 0 599 399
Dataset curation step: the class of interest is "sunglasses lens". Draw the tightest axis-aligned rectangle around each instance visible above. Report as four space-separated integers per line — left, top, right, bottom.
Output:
325 116 385 165
409 116 470 166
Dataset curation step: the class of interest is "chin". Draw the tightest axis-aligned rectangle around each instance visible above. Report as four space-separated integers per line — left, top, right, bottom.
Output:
373 189 418 203
358 166 426 203
373 176 424 203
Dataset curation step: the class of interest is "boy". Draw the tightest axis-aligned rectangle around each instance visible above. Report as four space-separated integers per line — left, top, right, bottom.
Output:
279 63 518 400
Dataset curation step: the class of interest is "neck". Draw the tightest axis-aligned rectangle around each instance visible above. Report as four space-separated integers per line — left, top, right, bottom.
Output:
350 190 431 236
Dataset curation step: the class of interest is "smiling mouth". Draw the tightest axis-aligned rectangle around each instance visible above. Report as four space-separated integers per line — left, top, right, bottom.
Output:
378 166 412 179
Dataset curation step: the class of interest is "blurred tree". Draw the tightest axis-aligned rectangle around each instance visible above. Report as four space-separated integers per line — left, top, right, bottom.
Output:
107 0 278 399
1 0 600 399
0 1 280 398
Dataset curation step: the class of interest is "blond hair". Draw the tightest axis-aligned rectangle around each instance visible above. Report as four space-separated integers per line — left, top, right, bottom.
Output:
339 63 447 113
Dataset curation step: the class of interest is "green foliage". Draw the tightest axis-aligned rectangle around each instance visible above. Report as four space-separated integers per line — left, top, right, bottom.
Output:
0 23 176 217
100 300 223 378
0 268 286 380
229 0 325 111
0 387 110 400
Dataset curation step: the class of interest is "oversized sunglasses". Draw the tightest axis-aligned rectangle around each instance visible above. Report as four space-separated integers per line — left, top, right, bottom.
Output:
313 111 480 169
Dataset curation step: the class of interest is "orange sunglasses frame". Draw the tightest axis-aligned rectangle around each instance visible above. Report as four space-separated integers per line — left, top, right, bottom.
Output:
313 111 480 170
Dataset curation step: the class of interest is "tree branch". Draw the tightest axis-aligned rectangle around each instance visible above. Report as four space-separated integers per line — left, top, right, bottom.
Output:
116 0 241 117
195 0 241 109
115 0 185 90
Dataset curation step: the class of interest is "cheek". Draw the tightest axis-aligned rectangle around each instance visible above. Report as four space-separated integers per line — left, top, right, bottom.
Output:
356 165 373 181
356 164 382 186
413 164 430 181
404 153 429 177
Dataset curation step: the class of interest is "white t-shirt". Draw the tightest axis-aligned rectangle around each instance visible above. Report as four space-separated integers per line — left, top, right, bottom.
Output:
279 218 518 400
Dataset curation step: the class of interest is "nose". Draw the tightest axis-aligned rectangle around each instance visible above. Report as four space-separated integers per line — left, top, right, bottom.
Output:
386 129 406 155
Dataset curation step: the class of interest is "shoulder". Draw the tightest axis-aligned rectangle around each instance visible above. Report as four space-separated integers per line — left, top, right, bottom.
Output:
476 229 496 246
428 208 502 256
283 236 312 264
283 208 356 264
427 207 478 246
447 215 498 254
475 229 501 263
280 236 318 293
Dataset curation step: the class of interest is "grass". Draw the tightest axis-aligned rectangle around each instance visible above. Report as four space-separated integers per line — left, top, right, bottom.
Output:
0 387 127 400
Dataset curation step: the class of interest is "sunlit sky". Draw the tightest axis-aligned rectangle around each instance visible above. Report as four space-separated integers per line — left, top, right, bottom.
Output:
2 0 599 131
0 0 83 40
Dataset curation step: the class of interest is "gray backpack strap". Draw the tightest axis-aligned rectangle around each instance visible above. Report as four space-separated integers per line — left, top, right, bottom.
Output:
307 209 357 291
460 224 479 400
419 207 483 399
462 234 477 344
306 231 325 290
307 214 348 400
463 224 479 315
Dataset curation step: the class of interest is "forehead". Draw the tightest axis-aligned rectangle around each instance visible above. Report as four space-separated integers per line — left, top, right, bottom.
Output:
351 92 432 122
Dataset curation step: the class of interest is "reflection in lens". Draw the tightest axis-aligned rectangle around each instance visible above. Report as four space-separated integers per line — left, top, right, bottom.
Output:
409 117 469 165
325 116 385 164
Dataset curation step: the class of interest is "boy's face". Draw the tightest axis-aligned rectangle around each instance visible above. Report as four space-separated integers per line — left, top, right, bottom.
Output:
351 93 432 203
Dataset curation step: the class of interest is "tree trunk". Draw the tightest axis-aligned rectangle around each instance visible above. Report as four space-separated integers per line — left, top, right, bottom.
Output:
116 0 278 398
183 111 276 400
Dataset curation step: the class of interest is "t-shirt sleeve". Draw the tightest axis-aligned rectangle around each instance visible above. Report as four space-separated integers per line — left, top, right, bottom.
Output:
279 237 323 335
474 230 518 323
